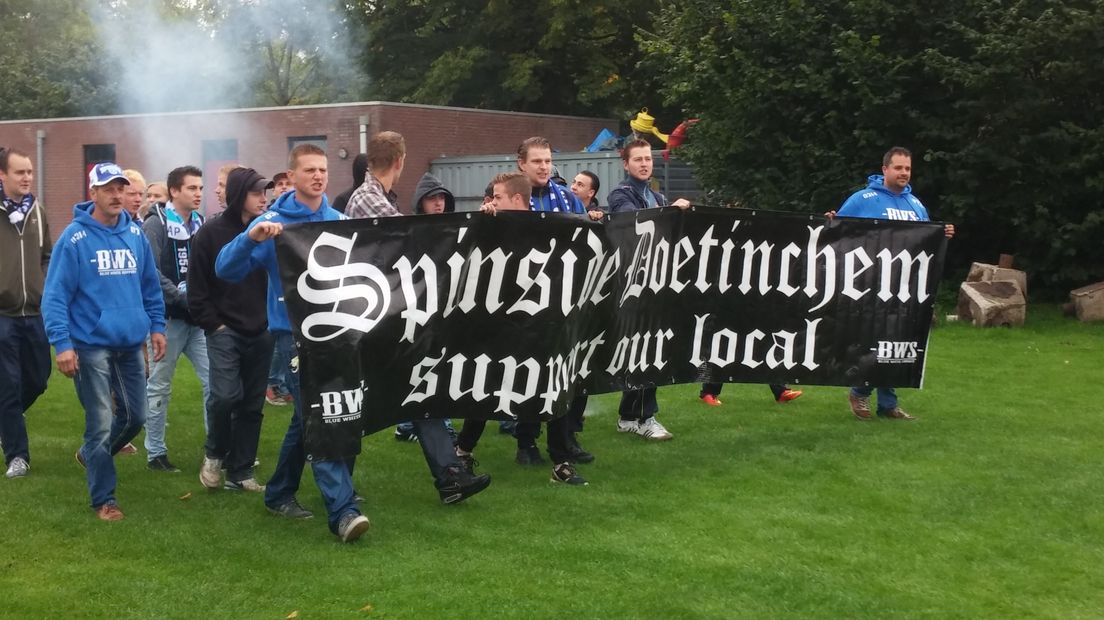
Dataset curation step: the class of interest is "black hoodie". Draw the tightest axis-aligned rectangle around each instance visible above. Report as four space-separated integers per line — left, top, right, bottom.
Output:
411 172 456 214
186 168 271 336
332 153 369 214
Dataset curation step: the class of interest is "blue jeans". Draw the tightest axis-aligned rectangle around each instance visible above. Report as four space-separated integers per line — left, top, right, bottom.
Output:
73 347 147 508
851 386 898 411
0 315 51 466
268 331 293 396
145 318 210 459
263 333 359 533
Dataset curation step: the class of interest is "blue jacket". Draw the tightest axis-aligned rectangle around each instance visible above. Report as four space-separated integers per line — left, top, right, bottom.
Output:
838 175 930 221
607 178 668 213
41 202 166 353
215 190 344 334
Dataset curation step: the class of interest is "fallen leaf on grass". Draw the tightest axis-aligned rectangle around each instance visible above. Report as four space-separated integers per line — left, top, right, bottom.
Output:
360 604 373 612
179 492 192 500
286 612 299 619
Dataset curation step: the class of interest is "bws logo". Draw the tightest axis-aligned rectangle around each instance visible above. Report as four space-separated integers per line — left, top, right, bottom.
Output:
314 380 365 424
873 340 920 364
93 249 138 275
885 208 920 221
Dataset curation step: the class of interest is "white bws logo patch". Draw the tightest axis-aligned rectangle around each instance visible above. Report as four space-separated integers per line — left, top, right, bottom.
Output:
93 249 138 276
873 340 920 364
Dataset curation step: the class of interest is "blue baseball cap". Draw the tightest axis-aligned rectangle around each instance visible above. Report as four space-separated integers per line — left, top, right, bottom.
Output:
88 162 131 188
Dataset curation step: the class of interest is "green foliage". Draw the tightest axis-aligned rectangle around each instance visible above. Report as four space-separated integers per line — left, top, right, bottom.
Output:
0 0 117 120
347 0 669 118
645 0 1104 293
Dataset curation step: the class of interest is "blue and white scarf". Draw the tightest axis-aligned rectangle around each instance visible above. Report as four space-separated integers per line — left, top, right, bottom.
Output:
530 181 582 214
0 180 35 232
164 203 202 240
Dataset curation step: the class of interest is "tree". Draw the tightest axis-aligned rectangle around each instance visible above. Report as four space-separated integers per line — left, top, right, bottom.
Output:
0 0 117 120
644 0 1104 292
346 0 670 119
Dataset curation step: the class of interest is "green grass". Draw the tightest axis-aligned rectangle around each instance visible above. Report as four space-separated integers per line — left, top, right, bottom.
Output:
2 305 1103 619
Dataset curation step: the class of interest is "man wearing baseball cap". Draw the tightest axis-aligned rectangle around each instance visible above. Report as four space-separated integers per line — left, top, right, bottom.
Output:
188 167 274 492
41 163 167 521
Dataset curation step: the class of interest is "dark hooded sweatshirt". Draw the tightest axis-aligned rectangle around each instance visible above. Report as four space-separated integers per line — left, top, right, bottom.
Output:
186 168 269 336
332 153 369 214
411 172 456 214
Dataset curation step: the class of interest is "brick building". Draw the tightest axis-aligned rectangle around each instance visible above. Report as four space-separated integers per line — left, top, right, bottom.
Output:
0 101 613 237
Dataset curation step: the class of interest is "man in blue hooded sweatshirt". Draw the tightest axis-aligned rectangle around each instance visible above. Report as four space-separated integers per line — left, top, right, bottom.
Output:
829 146 955 420
41 163 167 521
215 144 370 543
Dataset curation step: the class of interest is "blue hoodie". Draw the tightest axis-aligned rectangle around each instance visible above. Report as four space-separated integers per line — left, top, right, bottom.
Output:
41 202 166 353
215 190 344 334
837 174 930 222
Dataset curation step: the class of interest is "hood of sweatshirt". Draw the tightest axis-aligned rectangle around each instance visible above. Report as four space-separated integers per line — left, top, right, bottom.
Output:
411 172 455 214
268 187 335 221
72 200 138 234
225 167 273 224
865 174 914 198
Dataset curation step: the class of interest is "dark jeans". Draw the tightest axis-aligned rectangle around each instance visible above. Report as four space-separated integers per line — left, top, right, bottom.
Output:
204 327 273 482
568 393 587 434
268 331 293 396
411 418 462 482
457 418 487 454
0 315 51 465
700 383 788 400
263 333 359 534
516 415 572 464
619 387 658 422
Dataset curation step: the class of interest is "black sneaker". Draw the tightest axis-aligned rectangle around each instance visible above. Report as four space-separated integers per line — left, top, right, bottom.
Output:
436 466 492 504
353 491 365 504
147 455 180 473
551 462 588 486
498 420 517 436
336 512 370 543
394 427 419 442
267 498 314 519
566 433 595 464
515 445 545 466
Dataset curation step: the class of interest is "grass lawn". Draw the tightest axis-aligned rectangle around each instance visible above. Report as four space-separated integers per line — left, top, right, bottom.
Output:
1 305 1102 619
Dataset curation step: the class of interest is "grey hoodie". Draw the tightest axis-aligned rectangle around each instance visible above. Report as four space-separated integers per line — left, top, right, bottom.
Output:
411 172 456 214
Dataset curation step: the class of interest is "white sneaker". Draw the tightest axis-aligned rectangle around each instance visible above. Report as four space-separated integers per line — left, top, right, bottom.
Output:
199 456 223 489
5 456 29 478
636 417 673 441
616 419 639 434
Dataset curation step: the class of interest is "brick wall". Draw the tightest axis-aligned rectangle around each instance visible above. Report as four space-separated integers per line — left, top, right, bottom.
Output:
0 102 613 237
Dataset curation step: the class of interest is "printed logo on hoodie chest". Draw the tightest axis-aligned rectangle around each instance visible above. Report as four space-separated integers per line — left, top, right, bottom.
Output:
91 249 137 276
884 208 919 221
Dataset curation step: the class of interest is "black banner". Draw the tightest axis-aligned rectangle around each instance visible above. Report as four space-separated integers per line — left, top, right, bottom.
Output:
276 207 946 460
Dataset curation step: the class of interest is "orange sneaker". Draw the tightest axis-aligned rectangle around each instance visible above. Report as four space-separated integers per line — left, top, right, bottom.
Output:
700 394 723 407
96 503 125 521
776 389 803 403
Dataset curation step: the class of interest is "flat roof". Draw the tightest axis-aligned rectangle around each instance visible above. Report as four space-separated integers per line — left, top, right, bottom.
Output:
0 100 614 126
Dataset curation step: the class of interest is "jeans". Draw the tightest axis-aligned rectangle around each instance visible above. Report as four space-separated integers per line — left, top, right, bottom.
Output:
619 387 658 421
516 415 572 464
268 331 293 396
263 332 359 534
205 327 273 482
396 418 455 437
145 318 210 460
411 418 462 483
851 386 898 411
73 347 147 508
0 315 51 465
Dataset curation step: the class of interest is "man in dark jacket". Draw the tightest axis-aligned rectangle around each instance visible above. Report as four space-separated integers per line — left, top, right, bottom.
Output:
331 153 368 214
142 165 211 472
608 139 690 442
188 167 273 492
0 148 52 479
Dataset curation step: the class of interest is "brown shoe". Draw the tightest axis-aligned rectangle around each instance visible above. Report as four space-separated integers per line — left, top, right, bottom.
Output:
96 503 125 521
878 407 916 421
849 393 872 420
